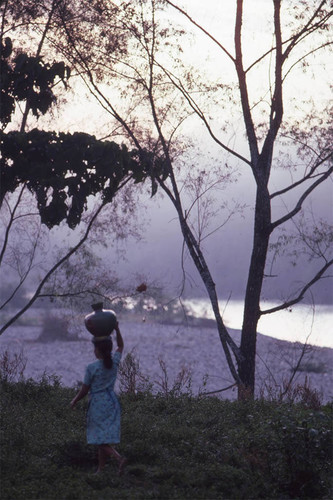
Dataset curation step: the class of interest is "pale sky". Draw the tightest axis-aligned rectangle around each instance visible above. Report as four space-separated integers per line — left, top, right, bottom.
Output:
7 0 332 305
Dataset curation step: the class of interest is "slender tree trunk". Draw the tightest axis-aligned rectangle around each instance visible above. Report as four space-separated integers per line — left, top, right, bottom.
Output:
238 179 271 398
159 180 243 383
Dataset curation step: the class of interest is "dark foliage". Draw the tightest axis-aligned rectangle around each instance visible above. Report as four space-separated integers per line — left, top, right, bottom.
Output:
0 37 69 129
0 128 146 228
0 377 332 499
0 36 166 229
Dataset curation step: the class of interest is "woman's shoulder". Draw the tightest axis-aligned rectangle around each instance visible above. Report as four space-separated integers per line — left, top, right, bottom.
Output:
86 359 102 372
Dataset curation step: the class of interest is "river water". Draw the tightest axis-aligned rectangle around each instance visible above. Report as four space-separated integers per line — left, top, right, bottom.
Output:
0 309 332 402
184 299 333 348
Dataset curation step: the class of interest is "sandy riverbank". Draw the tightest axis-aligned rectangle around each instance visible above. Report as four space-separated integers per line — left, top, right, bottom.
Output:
0 319 332 403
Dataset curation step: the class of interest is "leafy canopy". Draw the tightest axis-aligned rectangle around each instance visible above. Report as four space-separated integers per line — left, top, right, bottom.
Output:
1 129 151 228
0 37 165 229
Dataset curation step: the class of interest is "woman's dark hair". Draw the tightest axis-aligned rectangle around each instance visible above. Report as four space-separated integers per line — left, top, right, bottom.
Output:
93 337 113 369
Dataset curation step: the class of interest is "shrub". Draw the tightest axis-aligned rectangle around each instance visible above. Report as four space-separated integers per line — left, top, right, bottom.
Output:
0 348 27 382
259 375 323 409
155 356 193 397
1 372 332 499
118 349 152 394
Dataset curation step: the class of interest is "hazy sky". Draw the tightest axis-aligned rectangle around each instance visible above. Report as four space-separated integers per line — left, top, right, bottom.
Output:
108 175 332 304
9 0 331 306
99 1 332 305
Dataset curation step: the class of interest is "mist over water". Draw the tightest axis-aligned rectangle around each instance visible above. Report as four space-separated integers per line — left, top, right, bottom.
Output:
107 168 332 306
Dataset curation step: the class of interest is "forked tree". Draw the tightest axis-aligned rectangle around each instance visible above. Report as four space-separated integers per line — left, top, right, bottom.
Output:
164 0 332 397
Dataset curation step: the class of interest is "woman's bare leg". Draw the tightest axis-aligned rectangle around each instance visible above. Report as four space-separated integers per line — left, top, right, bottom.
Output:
96 444 127 474
96 446 108 473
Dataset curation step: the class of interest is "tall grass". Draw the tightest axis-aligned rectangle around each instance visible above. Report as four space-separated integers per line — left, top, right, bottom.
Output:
1 371 332 499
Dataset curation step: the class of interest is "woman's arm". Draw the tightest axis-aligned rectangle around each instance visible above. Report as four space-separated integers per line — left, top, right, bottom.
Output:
115 322 124 353
70 383 90 409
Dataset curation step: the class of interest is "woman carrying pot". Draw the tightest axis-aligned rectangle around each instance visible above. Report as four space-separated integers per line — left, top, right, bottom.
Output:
71 311 127 475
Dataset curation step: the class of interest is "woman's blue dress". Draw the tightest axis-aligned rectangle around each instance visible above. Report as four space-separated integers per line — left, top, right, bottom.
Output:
83 351 122 445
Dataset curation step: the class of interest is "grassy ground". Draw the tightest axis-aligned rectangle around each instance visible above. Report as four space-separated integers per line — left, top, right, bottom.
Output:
0 376 332 499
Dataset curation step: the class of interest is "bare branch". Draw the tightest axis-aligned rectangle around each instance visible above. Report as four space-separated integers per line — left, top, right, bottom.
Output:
200 382 237 396
260 259 333 315
0 184 26 265
58 9 144 152
246 11 332 76
38 287 146 304
0 202 106 335
165 1 235 63
0 222 41 311
279 333 313 400
234 0 259 165
270 152 332 199
157 62 252 167
157 179 243 380
282 41 332 84
271 166 333 230
282 2 332 62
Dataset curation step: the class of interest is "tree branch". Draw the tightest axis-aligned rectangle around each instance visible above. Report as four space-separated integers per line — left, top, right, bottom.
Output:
58 8 143 152
200 382 237 396
0 202 106 335
260 259 333 315
157 62 252 167
270 151 332 199
0 184 26 265
270 166 333 230
19 0 59 132
165 0 235 63
282 2 332 62
0 221 42 311
234 0 259 165
279 333 313 400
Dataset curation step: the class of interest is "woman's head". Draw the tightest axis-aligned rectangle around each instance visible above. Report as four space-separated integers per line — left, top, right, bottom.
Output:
93 337 113 369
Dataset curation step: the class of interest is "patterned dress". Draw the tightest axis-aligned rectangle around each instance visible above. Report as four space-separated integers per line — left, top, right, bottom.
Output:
83 351 122 445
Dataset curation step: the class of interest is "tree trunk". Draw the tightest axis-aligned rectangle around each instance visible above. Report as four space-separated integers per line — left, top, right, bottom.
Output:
238 180 271 398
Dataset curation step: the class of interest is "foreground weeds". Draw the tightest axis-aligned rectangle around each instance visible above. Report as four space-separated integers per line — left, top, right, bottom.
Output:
0 377 332 499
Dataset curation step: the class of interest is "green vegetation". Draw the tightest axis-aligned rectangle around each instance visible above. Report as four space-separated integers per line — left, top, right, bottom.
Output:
0 376 332 499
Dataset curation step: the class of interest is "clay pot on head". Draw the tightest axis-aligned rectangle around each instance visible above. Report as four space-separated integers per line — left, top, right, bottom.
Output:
84 303 117 337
